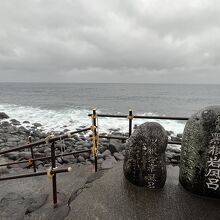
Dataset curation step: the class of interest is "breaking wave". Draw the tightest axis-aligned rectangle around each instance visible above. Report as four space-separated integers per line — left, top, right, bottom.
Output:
0 104 186 135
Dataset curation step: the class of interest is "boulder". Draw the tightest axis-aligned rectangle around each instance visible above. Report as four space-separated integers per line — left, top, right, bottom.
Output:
0 112 9 120
23 121 30 124
33 123 42 127
109 139 125 153
10 119 21 125
113 152 124 161
102 150 111 159
179 106 220 198
123 122 167 188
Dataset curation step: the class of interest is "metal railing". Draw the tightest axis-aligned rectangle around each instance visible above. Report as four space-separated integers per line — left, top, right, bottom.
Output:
0 109 188 207
0 113 99 207
88 109 189 145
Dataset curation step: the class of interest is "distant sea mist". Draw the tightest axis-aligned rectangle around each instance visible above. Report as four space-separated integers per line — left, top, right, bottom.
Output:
0 83 219 134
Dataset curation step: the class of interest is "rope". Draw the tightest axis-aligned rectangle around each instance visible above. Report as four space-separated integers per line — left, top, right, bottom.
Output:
47 166 58 178
28 159 33 165
47 167 54 178
45 135 55 145
66 131 72 138
91 112 99 157
127 115 134 120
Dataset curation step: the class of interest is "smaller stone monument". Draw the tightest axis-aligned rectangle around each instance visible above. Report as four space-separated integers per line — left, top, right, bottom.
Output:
123 122 167 189
179 106 220 198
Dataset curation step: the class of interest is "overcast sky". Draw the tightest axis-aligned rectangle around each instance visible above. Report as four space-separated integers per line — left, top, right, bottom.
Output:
0 0 220 83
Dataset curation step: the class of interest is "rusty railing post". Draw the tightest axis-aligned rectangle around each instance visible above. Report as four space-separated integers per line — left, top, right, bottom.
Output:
29 136 36 172
50 141 58 206
92 109 98 172
128 109 133 137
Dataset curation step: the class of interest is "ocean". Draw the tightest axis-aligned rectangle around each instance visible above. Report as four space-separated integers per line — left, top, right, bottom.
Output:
0 83 219 135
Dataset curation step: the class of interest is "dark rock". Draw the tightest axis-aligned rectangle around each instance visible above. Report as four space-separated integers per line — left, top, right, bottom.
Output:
83 142 93 149
179 106 220 198
7 137 20 142
57 157 64 164
10 119 21 125
23 120 30 124
97 158 104 164
33 122 42 127
170 136 181 142
18 126 28 134
0 139 4 143
109 139 125 153
102 150 111 159
101 156 117 170
113 152 124 161
1 121 10 127
166 144 181 154
0 112 9 119
78 156 85 162
98 145 108 154
166 130 174 136
121 150 126 156
0 167 9 175
19 151 32 160
62 155 76 163
7 152 20 160
171 159 179 164
177 133 183 139
123 122 167 189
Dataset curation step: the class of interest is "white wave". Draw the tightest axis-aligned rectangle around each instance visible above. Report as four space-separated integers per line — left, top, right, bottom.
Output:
0 104 186 135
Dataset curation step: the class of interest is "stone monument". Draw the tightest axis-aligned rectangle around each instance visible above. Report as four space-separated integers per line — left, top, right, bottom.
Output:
123 122 167 189
179 106 220 198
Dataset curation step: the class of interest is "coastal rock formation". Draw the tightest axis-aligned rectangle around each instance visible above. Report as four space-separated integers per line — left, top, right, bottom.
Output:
123 122 168 188
179 106 220 198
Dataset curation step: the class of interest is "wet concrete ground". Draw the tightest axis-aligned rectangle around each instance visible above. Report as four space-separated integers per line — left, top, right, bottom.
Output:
67 162 220 220
0 162 219 220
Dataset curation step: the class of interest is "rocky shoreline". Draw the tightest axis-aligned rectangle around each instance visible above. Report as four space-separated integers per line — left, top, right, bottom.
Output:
0 112 182 174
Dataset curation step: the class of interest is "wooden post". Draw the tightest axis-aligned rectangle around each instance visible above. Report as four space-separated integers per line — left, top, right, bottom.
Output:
51 142 58 206
92 109 98 172
29 136 36 172
128 109 133 137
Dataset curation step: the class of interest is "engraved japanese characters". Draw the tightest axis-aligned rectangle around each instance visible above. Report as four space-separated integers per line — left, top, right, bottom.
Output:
123 122 167 188
179 106 220 198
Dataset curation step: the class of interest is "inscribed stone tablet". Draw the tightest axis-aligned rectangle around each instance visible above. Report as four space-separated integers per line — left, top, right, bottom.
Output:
179 106 220 198
123 122 167 189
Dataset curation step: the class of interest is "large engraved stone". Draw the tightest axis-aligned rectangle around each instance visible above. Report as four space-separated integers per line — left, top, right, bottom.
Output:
179 106 220 198
123 122 167 188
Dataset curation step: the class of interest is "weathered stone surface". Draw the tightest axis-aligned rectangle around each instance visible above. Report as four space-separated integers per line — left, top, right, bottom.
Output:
179 106 220 198
123 122 167 188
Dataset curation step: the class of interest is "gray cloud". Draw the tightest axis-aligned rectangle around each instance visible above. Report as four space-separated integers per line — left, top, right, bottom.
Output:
0 0 220 83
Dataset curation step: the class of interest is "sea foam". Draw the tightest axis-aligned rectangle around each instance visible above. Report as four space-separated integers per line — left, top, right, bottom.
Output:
0 104 186 135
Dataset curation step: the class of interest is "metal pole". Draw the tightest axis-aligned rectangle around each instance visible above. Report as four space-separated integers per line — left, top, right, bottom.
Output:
88 113 189 121
92 109 98 172
0 168 70 181
51 142 57 206
29 136 36 172
128 109 133 137
0 149 92 168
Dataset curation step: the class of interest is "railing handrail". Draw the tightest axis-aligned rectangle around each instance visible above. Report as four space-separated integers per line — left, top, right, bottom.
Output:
88 113 189 121
0 149 92 167
0 127 91 155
